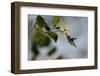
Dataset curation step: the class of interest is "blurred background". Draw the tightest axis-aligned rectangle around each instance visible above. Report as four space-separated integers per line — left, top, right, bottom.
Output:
28 15 88 60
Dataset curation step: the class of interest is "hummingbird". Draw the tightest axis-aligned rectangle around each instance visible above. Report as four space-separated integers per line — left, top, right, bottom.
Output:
55 17 77 47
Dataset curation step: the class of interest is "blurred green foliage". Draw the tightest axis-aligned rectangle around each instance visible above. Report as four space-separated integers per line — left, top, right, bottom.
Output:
51 16 60 27
47 31 58 42
36 15 50 31
32 31 50 47
30 15 77 60
31 44 39 56
48 47 57 56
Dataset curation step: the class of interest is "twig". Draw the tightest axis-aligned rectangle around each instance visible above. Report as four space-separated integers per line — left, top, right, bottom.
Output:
31 22 36 32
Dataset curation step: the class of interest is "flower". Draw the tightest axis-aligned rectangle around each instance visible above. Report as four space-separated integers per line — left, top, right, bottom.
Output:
57 18 68 34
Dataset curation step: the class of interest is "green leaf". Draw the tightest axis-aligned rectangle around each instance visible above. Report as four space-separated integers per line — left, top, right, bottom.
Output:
36 15 50 31
51 16 60 27
48 31 58 42
44 23 51 31
55 26 60 29
67 35 77 47
31 44 39 56
36 15 45 28
33 31 51 47
48 47 56 56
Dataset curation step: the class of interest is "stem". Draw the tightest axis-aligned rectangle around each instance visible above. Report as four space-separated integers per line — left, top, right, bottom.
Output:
64 32 68 36
54 30 60 32
35 27 41 33
43 30 60 33
31 22 36 32
35 27 48 35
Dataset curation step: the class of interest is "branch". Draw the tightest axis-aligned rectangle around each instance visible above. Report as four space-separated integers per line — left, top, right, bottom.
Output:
31 22 36 32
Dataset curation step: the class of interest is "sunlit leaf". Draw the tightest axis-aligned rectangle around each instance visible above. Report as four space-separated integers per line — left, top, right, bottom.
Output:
48 31 58 42
51 16 60 27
